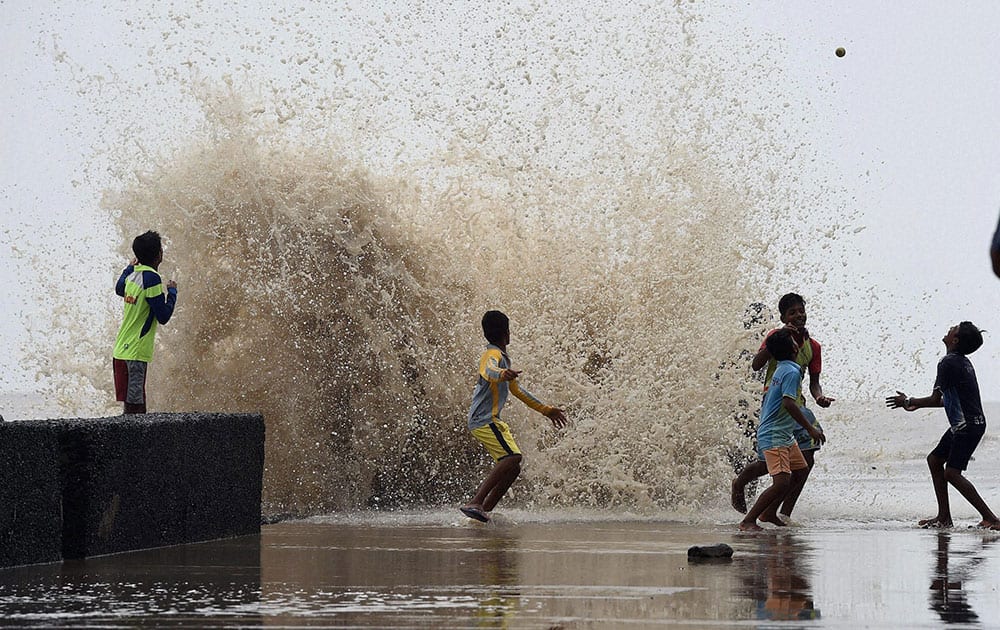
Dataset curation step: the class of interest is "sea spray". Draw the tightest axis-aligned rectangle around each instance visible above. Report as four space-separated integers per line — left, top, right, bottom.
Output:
19 1 854 517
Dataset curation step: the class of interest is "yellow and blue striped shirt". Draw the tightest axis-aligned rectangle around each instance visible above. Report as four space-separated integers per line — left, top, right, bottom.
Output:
467 345 553 430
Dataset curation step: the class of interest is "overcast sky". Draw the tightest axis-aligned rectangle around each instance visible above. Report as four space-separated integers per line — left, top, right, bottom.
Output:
3 1 1000 401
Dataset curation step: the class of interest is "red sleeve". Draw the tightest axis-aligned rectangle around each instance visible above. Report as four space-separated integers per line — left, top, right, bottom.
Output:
808 339 822 375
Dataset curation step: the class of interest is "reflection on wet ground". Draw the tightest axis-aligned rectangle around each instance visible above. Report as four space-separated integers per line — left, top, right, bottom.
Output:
733 529 820 622
0 535 262 627
929 531 997 625
0 518 998 627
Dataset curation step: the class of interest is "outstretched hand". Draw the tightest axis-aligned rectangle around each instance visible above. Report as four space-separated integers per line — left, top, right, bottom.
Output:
885 391 916 411
499 368 521 381
815 395 835 408
547 407 568 429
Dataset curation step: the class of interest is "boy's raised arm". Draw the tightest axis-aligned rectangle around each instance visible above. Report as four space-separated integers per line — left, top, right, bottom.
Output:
509 380 567 428
115 264 133 297
751 346 770 371
885 389 943 411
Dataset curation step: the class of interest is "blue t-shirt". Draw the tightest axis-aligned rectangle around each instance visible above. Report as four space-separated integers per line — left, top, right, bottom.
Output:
934 352 985 432
757 359 802 451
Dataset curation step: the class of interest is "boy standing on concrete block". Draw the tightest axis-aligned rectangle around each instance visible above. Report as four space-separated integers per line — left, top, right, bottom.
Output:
113 231 178 414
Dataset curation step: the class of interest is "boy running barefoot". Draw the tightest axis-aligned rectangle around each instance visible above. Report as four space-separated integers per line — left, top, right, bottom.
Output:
731 293 833 517
740 329 825 531
886 322 1000 530
460 311 567 523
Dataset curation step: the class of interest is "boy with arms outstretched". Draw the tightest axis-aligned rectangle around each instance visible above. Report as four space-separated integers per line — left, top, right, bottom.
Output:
886 321 1000 530
460 311 567 523
113 231 178 414
732 293 834 518
740 329 826 531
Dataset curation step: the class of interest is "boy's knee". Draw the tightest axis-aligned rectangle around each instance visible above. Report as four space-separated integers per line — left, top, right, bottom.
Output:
502 454 523 472
771 473 791 490
943 467 964 483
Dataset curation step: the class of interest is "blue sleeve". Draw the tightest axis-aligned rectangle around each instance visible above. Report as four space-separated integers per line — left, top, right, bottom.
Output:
778 367 799 399
115 265 134 297
143 270 177 324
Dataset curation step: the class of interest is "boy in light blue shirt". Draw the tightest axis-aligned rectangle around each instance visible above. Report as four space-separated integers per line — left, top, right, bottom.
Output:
740 329 826 531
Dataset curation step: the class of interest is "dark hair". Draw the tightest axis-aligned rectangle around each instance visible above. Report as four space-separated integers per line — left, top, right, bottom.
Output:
481 310 509 346
132 231 163 266
765 328 797 361
777 292 805 317
955 321 984 355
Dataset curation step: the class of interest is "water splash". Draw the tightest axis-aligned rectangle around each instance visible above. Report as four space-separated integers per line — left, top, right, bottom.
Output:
17 1 855 518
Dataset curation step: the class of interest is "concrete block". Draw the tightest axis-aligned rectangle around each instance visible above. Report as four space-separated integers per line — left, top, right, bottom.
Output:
60 413 265 559
0 421 64 567
0 412 264 567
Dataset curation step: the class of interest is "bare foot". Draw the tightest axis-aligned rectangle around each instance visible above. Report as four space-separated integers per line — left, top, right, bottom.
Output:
918 517 952 529
738 521 763 531
975 519 1000 530
761 513 787 527
731 478 747 514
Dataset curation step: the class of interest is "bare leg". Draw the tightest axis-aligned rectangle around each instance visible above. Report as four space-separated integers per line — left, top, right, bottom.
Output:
943 468 1000 528
779 450 815 519
482 455 523 511
732 459 768 514
759 494 788 527
466 455 522 512
920 453 953 528
740 472 790 531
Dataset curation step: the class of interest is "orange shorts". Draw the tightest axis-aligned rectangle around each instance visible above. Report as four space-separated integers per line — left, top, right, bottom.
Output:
763 443 808 476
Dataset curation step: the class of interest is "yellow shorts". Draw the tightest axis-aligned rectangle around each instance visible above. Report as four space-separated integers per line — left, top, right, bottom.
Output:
763 443 807 476
471 421 522 462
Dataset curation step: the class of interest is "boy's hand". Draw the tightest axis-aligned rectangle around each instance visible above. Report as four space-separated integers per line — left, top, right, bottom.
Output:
546 408 568 429
499 368 521 381
886 391 916 411
166 280 178 290
809 427 826 444
815 395 835 408
783 323 809 339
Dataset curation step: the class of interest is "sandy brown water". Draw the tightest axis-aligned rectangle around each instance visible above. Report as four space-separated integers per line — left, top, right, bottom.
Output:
0 516 997 628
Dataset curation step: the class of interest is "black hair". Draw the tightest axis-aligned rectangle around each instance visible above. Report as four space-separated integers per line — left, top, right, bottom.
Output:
765 328 797 361
777 292 805 317
132 231 163 266
481 310 509 346
955 321 985 355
